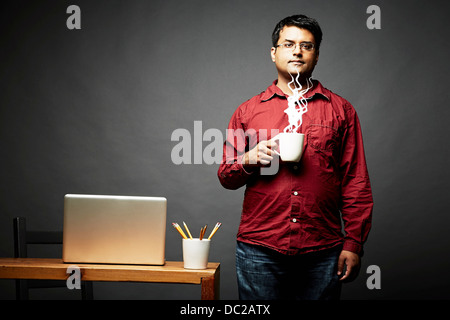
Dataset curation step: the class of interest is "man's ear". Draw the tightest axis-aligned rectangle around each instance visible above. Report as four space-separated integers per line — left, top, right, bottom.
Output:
270 47 276 62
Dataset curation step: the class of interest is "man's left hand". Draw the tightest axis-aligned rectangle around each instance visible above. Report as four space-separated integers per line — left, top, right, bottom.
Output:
337 250 361 282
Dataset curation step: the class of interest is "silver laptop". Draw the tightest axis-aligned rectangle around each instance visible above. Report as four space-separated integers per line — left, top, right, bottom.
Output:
63 194 166 265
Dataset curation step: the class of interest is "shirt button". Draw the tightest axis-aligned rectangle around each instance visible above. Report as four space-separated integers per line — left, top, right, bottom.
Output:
293 191 298 196
293 165 298 170
292 218 297 223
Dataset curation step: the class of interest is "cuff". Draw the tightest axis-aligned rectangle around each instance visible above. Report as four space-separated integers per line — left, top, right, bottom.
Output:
238 155 258 175
342 239 364 256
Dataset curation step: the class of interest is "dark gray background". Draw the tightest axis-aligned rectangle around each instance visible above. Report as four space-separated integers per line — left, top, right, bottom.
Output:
1 0 449 300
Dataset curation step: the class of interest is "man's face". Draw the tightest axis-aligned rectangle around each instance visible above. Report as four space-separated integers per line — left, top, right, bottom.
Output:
271 26 319 81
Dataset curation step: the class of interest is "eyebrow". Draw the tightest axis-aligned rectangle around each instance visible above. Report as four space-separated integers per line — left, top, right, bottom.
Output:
283 39 314 44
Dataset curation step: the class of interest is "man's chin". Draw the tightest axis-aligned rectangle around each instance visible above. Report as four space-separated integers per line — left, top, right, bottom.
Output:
286 69 311 81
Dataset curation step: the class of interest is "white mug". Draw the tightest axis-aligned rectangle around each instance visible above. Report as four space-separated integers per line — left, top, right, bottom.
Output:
276 132 305 162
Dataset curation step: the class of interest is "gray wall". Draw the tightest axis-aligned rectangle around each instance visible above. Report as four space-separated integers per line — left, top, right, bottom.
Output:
1 0 449 299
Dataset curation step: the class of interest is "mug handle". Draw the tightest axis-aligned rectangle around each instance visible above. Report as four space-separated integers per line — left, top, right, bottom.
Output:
269 134 281 156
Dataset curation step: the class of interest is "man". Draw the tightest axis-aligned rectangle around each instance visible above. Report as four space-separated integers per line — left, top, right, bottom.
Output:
217 14 373 300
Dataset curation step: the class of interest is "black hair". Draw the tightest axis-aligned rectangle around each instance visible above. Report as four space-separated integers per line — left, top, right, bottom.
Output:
272 14 323 50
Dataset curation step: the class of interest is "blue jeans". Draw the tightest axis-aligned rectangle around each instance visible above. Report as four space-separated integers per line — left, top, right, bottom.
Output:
236 241 342 300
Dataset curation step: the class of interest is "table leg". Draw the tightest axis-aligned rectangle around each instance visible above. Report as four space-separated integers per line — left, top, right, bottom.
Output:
200 266 220 300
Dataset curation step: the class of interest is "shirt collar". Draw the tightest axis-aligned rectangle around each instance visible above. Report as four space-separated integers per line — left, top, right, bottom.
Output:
260 79 330 102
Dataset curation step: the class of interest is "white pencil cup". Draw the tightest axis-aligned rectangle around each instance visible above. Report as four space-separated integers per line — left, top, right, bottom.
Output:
182 238 210 269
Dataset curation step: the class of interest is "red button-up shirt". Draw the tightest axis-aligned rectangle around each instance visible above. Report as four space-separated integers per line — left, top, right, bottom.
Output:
218 80 373 255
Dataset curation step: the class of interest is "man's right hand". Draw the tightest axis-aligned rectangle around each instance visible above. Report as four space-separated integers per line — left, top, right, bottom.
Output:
243 138 279 168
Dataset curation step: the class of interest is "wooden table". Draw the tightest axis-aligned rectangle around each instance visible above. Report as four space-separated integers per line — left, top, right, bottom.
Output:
0 258 220 300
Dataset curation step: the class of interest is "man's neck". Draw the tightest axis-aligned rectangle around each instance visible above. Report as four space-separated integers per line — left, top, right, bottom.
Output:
276 74 313 96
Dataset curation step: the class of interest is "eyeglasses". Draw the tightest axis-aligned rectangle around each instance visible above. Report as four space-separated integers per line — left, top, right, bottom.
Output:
275 42 315 52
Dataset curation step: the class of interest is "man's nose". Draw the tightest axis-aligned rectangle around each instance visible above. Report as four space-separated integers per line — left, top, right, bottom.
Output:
293 44 303 55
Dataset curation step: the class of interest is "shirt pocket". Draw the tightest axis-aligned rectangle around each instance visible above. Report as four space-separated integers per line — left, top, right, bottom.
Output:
307 123 339 152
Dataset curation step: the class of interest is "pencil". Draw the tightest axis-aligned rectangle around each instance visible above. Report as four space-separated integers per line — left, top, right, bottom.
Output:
176 223 188 239
208 222 222 240
199 225 207 240
172 222 187 239
199 226 204 240
183 221 193 239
